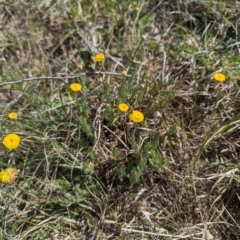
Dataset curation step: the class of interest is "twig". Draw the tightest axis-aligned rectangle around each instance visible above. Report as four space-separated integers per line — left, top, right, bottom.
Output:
0 71 131 86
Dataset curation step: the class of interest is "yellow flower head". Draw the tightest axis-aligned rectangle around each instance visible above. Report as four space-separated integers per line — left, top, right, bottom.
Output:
0 167 18 184
213 72 226 82
129 110 144 123
118 103 129 112
70 83 82 92
3 133 21 150
8 112 17 120
92 53 105 63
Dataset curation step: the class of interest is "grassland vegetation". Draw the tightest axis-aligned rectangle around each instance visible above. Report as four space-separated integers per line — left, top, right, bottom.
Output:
0 0 240 239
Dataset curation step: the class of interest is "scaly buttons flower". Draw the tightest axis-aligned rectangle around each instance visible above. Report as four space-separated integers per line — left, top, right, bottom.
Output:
118 103 129 113
8 112 17 120
92 53 105 63
0 167 18 184
213 72 226 82
3 133 21 150
70 83 82 92
129 110 144 123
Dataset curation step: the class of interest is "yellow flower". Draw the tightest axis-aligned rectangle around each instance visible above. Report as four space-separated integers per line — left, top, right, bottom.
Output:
8 112 17 120
92 53 105 63
118 103 129 112
70 83 82 92
3 133 21 150
213 72 226 82
129 110 144 123
0 167 18 184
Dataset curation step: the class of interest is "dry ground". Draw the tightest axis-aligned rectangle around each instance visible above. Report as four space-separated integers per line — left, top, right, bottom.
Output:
0 0 240 239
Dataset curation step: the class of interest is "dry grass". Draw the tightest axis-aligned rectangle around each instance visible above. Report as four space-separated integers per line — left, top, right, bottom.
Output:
0 0 240 239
